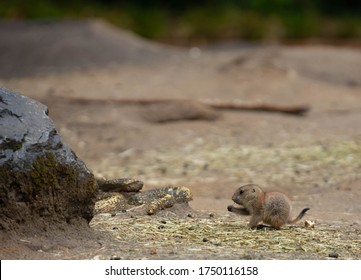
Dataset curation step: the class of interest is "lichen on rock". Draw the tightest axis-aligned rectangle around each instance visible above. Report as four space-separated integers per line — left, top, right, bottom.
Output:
97 177 143 192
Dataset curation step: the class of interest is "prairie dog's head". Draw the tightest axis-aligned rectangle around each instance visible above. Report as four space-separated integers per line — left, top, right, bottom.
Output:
232 183 263 206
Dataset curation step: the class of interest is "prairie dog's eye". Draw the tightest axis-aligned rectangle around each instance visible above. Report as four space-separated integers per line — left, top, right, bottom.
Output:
239 189 244 194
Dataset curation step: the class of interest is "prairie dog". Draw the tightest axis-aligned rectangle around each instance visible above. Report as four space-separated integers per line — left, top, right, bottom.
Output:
228 183 310 229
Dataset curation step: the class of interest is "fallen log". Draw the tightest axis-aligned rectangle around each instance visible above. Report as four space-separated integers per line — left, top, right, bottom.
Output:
203 100 310 115
49 96 310 116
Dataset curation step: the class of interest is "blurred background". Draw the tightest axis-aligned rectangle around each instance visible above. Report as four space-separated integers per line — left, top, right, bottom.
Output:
1 0 361 232
1 0 360 45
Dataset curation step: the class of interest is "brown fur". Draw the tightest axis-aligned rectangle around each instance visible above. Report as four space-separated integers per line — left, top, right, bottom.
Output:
227 183 310 229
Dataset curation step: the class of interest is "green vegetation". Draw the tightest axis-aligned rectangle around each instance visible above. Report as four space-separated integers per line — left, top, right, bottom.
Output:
0 0 360 43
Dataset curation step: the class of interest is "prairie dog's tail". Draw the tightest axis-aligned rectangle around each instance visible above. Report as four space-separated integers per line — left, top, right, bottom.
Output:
289 208 310 224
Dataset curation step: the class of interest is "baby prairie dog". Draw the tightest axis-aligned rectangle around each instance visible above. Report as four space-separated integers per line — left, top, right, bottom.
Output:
228 184 310 229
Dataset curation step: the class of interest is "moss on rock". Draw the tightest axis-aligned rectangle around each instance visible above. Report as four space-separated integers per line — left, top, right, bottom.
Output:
0 87 97 233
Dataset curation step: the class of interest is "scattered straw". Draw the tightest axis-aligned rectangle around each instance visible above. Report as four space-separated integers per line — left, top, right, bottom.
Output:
90 215 361 259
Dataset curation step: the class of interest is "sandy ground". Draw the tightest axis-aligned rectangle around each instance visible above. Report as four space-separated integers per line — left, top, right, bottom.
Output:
0 20 361 259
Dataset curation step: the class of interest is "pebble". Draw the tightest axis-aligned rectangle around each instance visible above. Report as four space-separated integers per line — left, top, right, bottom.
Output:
158 225 165 229
110 256 121 260
187 213 193 218
160 220 167 224
328 252 339 258
209 213 215 218
202 237 209 242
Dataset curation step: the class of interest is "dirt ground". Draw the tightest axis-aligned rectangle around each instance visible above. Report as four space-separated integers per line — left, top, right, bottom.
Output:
0 20 361 259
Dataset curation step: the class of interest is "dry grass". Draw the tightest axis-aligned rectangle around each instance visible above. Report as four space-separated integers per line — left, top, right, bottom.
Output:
90 214 361 259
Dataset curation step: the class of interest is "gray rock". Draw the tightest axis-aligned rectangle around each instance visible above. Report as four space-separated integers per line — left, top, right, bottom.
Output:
0 87 97 232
